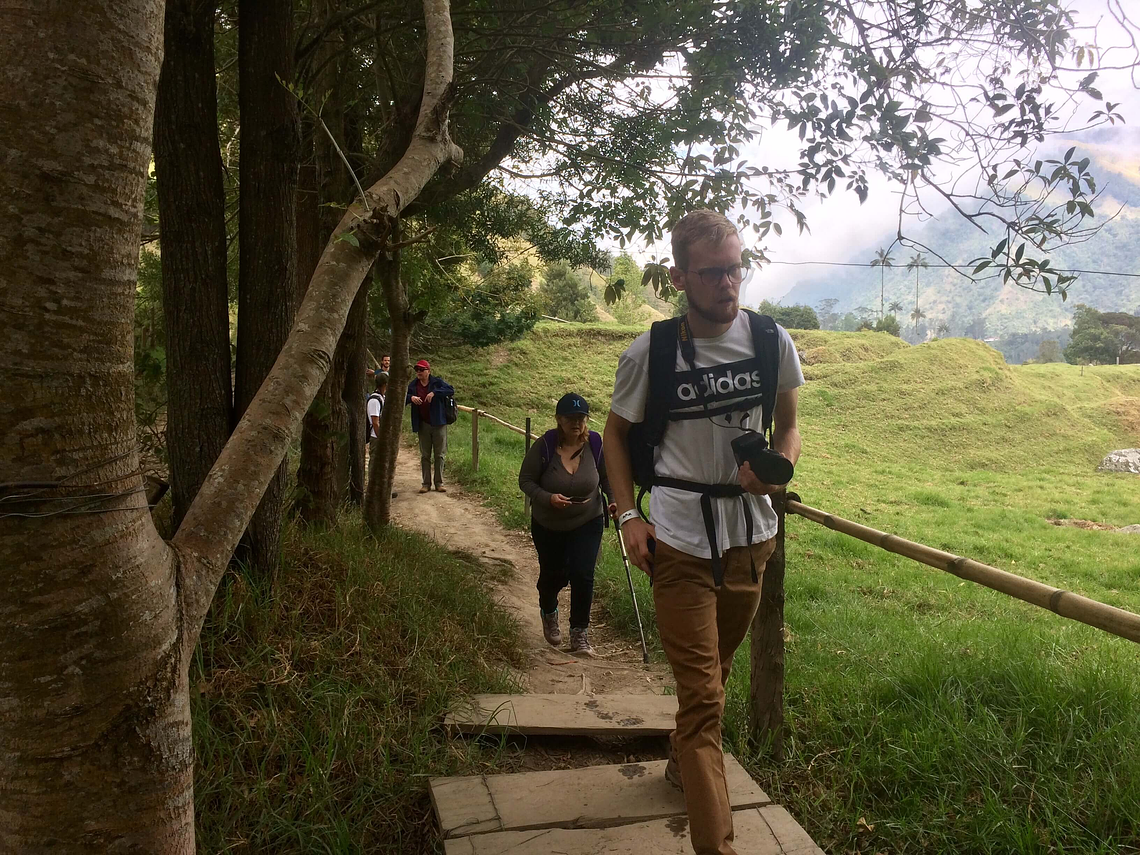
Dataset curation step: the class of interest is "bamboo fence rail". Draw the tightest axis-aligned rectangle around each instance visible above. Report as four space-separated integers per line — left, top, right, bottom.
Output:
787 499 1140 645
456 404 527 437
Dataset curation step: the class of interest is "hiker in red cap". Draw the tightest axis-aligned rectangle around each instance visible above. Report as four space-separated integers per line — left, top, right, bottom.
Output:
406 359 456 493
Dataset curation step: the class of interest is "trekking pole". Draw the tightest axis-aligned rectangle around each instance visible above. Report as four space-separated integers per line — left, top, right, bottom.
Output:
615 525 650 664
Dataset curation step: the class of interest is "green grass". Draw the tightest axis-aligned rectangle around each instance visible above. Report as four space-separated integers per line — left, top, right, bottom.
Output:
428 323 1140 854
192 515 525 853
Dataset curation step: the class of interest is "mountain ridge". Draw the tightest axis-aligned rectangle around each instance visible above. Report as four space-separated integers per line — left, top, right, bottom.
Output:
777 151 1140 337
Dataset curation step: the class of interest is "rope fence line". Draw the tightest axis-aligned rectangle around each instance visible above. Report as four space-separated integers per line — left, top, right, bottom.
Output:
456 404 528 437
445 404 1138 754
451 403 1140 647
786 499 1140 645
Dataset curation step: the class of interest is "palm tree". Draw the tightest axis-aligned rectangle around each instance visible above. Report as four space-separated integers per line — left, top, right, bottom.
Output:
906 253 929 335
887 299 904 315
911 307 927 335
869 248 894 320
937 321 950 337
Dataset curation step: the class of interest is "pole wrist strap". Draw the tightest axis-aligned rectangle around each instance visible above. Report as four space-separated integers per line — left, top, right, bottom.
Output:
616 509 641 527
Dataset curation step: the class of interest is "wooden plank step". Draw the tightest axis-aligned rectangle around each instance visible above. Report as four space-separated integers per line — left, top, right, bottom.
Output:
442 805 825 854
445 694 678 737
431 755 770 838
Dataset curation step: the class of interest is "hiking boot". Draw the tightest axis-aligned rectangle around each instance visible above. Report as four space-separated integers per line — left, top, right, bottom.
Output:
435 485 447 493
665 746 683 791
418 485 430 494
540 609 561 646
569 627 594 656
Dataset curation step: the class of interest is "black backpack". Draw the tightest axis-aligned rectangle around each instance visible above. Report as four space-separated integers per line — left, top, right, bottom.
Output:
442 392 458 425
625 309 780 585
366 393 384 441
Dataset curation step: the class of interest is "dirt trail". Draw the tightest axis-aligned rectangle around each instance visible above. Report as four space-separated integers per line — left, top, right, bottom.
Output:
388 442 671 698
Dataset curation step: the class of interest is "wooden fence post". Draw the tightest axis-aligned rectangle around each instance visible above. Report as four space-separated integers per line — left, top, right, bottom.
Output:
749 489 788 759
471 409 480 472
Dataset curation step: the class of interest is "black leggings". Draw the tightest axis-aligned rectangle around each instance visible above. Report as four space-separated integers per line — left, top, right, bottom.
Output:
531 515 604 629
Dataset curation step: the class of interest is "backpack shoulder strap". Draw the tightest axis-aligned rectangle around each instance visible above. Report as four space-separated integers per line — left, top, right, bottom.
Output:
587 430 603 468
538 428 559 468
743 309 781 436
644 317 681 443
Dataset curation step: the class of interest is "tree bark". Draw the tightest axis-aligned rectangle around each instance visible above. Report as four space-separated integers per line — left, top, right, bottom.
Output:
1 0 459 847
343 279 370 506
234 0 300 570
0 1 195 849
295 7 353 525
154 0 234 532
364 240 417 532
749 490 788 760
177 0 462 631
341 106 370 507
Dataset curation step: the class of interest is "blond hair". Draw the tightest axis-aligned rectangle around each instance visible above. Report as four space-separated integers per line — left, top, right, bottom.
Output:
671 210 739 270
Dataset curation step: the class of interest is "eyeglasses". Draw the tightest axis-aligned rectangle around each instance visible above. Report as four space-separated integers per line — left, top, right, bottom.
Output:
687 264 745 287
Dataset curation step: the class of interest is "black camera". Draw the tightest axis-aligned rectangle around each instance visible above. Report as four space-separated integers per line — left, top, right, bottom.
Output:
730 431 794 486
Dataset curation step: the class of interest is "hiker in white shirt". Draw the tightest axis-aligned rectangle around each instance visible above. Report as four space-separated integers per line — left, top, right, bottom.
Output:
603 210 804 855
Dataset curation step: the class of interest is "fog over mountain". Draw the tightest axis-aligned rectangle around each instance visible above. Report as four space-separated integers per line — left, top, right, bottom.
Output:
769 128 1140 338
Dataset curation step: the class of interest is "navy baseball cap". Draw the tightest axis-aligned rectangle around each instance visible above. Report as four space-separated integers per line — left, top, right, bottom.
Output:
556 393 590 416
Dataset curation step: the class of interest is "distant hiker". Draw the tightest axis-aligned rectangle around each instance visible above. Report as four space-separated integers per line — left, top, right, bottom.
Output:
518 393 615 656
366 354 391 379
603 209 804 855
367 371 388 446
366 372 398 500
406 359 456 493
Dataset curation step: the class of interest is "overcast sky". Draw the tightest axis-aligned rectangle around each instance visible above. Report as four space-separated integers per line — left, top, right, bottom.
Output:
607 0 1140 305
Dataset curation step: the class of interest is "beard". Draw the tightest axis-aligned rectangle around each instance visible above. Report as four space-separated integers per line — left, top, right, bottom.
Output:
687 289 738 326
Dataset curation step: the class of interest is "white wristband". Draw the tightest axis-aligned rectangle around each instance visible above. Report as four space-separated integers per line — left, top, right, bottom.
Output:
616 509 640 527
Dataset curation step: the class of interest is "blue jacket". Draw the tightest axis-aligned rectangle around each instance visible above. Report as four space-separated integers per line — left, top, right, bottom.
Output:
405 374 455 432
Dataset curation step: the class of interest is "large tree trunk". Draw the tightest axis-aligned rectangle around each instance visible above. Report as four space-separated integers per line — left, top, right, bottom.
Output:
1 0 459 847
154 0 234 532
234 0 300 570
341 106 370 507
343 281 369 506
295 7 352 525
0 1 195 848
364 239 418 532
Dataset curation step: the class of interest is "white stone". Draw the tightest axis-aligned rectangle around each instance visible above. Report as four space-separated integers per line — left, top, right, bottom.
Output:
1118 524 1140 535
1097 449 1140 475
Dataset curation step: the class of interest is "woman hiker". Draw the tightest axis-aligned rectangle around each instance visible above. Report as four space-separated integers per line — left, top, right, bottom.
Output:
518 393 616 656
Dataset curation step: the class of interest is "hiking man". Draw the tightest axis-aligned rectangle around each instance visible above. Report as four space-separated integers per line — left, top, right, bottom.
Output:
366 354 391 379
367 371 388 447
406 359 455 493
602 210 803 855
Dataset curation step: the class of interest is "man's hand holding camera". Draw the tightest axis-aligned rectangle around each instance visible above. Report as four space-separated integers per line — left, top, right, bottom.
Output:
738 459 784 496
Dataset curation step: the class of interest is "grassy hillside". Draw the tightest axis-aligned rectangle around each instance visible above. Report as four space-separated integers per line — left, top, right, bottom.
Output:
423 323 1140 854
192 519 525 853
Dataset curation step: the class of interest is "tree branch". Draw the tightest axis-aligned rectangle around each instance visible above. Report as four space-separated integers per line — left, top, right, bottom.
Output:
174 0 462 639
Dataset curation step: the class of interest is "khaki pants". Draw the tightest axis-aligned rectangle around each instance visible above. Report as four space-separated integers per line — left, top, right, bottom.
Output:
417 423 447 487
652 536 776 855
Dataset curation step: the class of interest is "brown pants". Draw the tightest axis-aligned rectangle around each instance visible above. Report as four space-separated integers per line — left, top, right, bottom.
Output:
653 537 776 855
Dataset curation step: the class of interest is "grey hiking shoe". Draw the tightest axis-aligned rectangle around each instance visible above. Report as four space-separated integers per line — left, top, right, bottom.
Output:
569 627 594 656
665 745 683 791
540 609 561 646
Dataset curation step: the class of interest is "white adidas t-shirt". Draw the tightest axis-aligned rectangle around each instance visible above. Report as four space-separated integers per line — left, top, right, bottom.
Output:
610 312 804 558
